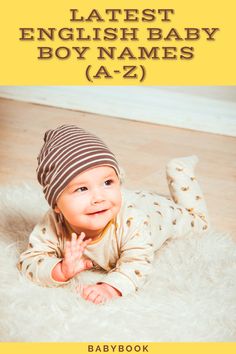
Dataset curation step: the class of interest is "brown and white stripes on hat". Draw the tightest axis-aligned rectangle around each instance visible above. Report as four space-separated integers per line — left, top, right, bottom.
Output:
37 125 120 208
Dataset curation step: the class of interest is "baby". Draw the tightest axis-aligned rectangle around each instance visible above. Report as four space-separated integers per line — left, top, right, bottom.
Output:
18 124 210 304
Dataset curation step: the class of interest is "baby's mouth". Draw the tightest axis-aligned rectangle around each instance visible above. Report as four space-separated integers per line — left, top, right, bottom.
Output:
87 209 108 215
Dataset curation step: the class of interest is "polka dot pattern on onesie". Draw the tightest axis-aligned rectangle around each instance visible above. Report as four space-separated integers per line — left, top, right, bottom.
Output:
126 217 133 227
17 261 22 271
129 232 140 241
165 156 210 238
155 210 162 216
181 186 189 191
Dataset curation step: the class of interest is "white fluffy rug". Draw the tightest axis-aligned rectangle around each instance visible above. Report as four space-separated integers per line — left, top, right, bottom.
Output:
0 183 236 342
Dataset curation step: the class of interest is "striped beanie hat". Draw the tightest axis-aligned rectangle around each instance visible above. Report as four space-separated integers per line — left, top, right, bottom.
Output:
37 124 120 208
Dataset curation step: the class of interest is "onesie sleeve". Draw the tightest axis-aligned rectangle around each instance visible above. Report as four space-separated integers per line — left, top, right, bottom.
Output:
100 208 155 296
17 210 69 287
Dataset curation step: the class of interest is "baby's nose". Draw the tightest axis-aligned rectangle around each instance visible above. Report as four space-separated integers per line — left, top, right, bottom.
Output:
91 189 105 204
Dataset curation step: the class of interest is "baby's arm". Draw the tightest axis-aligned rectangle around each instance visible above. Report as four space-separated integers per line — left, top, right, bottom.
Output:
78 211 154 304
52 232 93 282
18 211 92 286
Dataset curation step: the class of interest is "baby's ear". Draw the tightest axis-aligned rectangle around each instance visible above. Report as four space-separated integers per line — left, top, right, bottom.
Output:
54 205 60 213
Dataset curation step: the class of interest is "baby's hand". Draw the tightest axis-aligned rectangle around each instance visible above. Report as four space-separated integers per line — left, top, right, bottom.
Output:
79 283 122 305
61 232 93 279
52 232 93 282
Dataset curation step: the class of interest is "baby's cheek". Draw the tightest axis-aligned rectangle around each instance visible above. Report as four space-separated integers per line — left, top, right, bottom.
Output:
68 198 86 214
116 191 122 208
65 209 84 224
113 203 122 217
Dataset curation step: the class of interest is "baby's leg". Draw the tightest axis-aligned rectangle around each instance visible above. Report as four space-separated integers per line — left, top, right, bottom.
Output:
166 155 210 235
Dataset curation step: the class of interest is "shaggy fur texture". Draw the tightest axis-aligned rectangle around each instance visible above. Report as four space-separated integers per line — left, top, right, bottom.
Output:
0 183 235 342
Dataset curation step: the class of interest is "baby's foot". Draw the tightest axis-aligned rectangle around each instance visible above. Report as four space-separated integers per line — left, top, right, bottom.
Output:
167 155 199 174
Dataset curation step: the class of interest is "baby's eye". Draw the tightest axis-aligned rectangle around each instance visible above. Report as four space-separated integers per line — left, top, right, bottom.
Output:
75 186 87 193
104 179 113 186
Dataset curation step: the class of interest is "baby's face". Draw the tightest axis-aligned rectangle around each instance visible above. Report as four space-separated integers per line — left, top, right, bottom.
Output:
55 165 122 239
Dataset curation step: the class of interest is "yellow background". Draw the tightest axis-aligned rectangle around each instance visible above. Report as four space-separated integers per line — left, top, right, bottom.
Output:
0 343 236 354
0 0 235 84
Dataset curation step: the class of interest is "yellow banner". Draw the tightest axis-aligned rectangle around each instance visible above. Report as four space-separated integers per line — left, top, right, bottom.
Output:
0 343 236 354
0 0 235 84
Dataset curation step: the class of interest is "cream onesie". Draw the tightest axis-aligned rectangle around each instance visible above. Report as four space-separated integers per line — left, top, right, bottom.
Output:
18 156 210 296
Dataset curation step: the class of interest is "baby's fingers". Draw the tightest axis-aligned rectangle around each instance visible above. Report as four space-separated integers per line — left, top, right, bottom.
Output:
69 233 92 260
75 232 85 243
84 259 93 270
64 240 72 260
81 285 94 300
85 290 104 304
76 232 92 246
82 237 92 247
94 294 105 305
71 232 79 244
75 233 92 252
70 233 83 251
78 285 106 304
